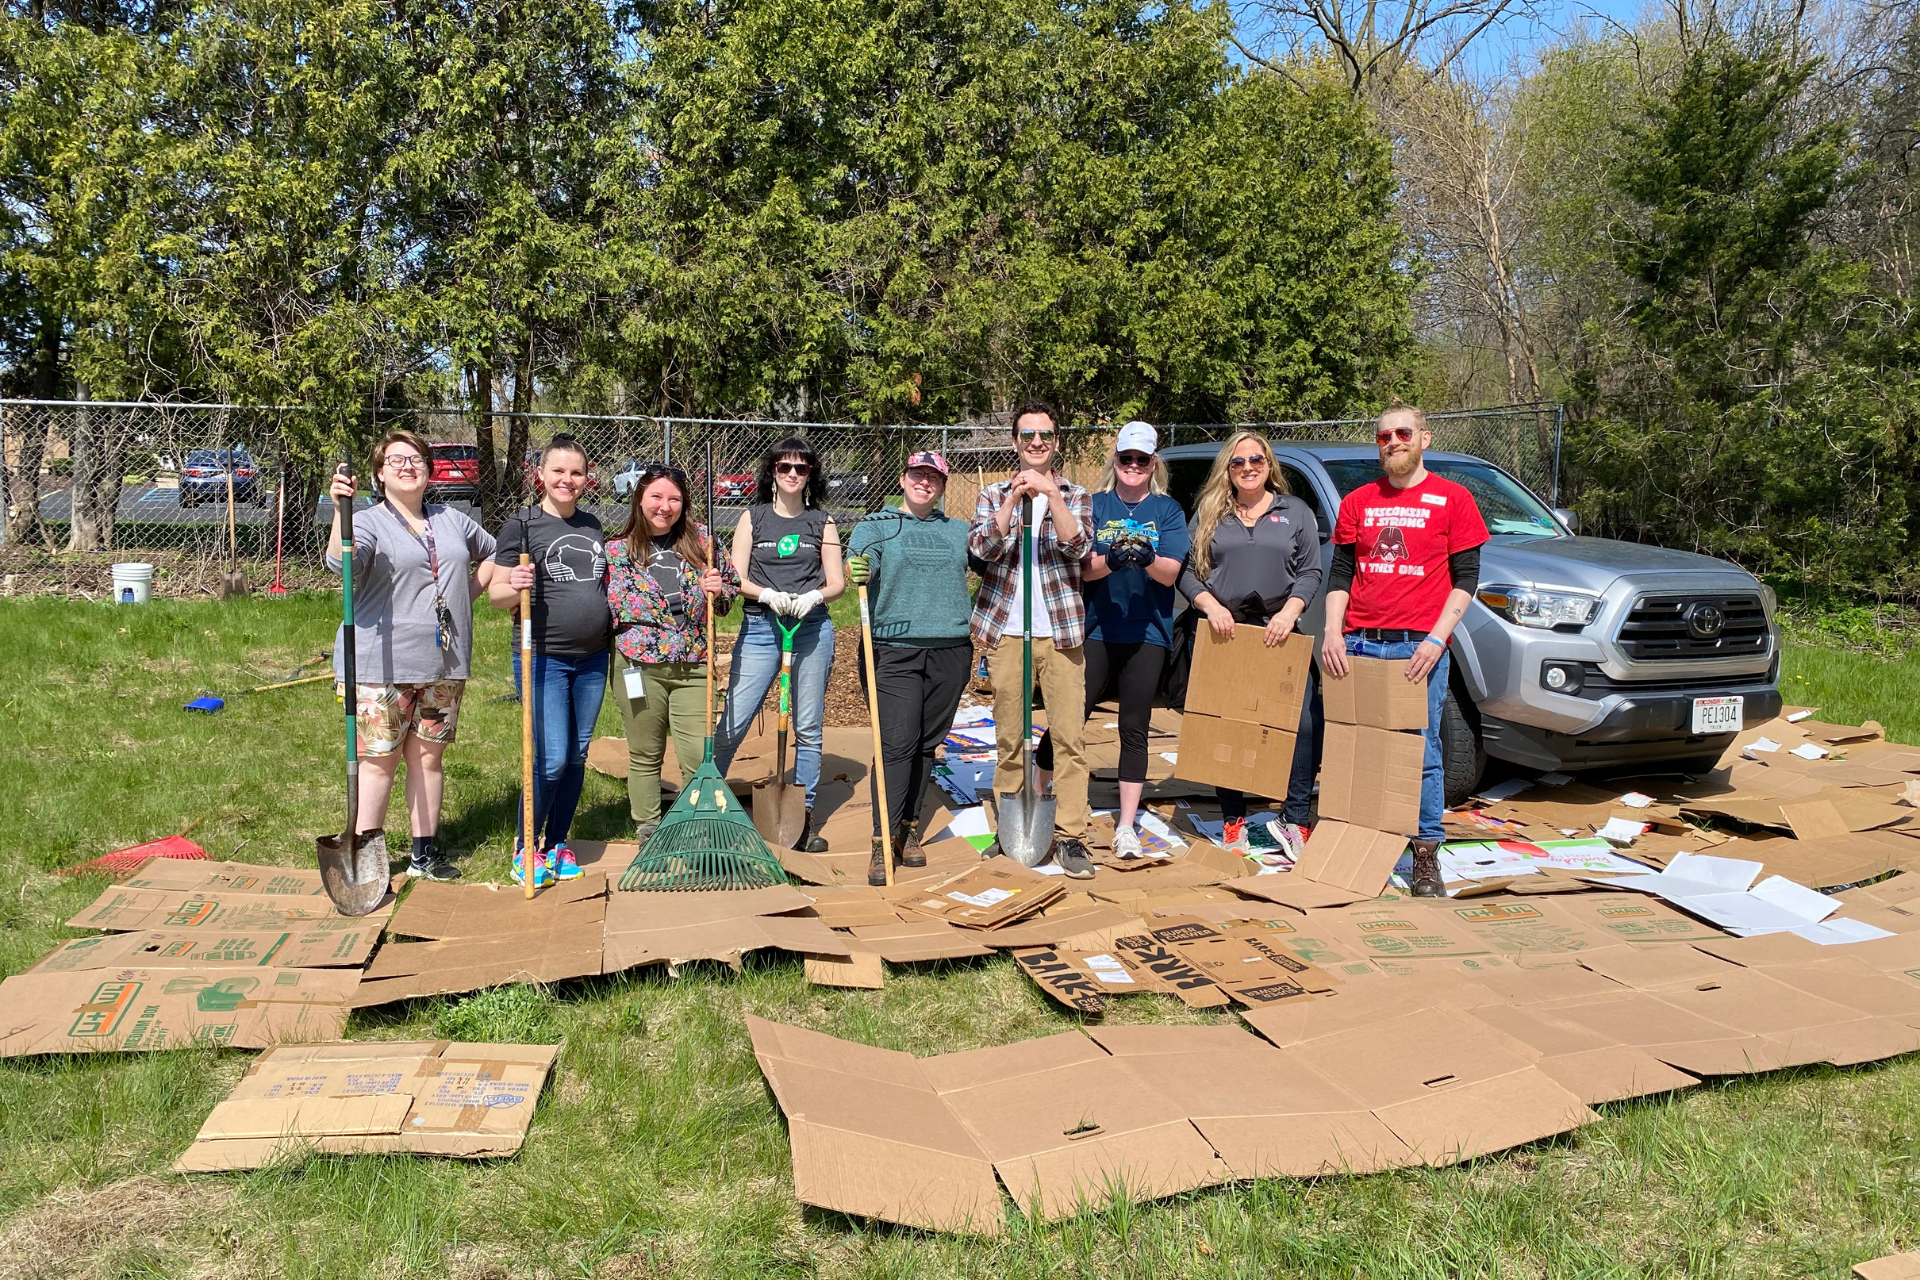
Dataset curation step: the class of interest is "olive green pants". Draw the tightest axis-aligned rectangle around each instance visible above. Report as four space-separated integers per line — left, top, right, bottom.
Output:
615 660 709 826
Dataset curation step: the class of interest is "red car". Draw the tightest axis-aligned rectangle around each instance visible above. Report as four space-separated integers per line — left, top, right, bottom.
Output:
429 443 480 500
713 472 756 501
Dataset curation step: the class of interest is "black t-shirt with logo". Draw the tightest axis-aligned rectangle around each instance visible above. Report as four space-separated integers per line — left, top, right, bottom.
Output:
493 506 612 655
744 504 831 617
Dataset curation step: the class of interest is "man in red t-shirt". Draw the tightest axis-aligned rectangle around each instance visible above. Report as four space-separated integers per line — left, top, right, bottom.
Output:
1320 404 1490 895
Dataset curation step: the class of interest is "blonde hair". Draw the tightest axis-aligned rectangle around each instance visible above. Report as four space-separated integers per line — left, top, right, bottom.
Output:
1381 402 1427 432
1095 450 1169 495
1189 432 1289 583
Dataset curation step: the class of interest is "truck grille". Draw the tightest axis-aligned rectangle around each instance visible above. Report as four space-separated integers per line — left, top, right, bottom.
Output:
1617 594 1768 660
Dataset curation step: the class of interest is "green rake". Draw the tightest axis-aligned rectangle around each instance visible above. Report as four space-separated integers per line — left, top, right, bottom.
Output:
619 443 788 893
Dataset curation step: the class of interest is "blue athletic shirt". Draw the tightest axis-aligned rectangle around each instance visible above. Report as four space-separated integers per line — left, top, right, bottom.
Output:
1084 490 1190 649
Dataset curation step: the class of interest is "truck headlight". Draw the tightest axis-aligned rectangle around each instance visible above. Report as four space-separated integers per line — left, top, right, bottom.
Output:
1478 585 1602 630
1759 582 1777 618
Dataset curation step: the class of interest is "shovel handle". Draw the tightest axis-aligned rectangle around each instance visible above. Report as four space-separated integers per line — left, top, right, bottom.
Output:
336 463 359 848
859 582 894 886
520 550 536 899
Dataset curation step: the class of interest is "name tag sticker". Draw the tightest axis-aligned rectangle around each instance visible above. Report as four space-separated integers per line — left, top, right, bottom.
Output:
1422 492 1448 505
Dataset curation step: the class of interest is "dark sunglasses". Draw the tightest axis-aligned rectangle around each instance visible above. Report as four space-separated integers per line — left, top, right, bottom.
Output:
635 462 688 488
1018 428 1056 443
1115 451 1153 468
774 461 811 476
1228 454 1266 469
1376 425 1417 444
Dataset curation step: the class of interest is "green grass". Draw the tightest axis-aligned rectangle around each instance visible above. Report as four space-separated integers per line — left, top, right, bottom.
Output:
6 599 1920 1276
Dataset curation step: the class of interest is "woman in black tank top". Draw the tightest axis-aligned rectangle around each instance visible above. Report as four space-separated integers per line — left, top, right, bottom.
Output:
714 436 845 851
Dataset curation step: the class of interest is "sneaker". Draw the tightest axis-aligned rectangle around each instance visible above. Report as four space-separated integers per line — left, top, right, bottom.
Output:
406 853 461 882
1222 817 1249 855
634 822 658 845
1054 838 1096 879
1264 821 1307 863
511 848 553 888
1112 824 1144 861
550 844 582 881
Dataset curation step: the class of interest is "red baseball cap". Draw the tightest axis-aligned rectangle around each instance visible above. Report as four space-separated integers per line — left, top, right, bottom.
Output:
904 450 950 477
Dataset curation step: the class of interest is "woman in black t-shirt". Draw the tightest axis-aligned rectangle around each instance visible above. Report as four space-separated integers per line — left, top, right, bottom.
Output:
714 436 845 852
488 434 611 886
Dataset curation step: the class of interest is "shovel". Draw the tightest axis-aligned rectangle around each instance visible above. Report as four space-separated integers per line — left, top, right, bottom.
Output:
219 451 249 599
317 463 389 917
996 496 1055 867
751 612 809 849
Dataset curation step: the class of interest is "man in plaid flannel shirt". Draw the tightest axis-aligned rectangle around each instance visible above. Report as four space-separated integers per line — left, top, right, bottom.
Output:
968 399 1097 875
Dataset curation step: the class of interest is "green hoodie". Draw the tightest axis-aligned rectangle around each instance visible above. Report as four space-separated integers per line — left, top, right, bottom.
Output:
848 505 973 647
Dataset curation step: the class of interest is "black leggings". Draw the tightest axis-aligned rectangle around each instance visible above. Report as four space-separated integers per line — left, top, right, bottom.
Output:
1036 638 1166 784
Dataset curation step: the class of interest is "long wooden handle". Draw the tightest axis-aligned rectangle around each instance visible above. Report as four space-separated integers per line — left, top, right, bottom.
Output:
859 582 893 887
520 552 536 899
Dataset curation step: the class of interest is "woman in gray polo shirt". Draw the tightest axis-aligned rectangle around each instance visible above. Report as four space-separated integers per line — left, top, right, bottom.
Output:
1178 431 1324 860
328 429 497 881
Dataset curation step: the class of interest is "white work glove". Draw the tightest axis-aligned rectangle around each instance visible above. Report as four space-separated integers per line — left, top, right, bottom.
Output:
791 589 824 617
758 589 793 615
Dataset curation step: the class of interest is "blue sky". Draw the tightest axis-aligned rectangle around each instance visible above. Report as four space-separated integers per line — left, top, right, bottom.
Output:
1466 0 1653 73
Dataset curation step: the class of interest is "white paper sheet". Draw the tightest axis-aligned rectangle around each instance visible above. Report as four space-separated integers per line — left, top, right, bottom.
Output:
1475 777 1531 802
1538 772 1573 786
1789 742 1830 760
1786 709 1815 723
1597 817 1648 845
1617 791 1655 808
1745 736 1781 754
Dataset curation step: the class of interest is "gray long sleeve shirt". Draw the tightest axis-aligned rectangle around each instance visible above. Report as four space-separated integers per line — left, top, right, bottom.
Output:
1178 493 1324 627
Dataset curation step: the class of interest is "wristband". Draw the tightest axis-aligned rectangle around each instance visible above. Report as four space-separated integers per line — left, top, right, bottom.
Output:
1420 635 1446 650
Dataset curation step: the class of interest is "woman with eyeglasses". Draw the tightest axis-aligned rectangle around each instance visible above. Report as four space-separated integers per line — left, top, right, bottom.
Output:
1178 431 1325 859
715 436 845 851
327 429 497 882
1033 422 1189 859
487 434 612 887
606 464 740 840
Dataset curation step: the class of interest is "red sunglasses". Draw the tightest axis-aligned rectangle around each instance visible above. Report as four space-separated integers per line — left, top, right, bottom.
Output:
1376 425 1417 444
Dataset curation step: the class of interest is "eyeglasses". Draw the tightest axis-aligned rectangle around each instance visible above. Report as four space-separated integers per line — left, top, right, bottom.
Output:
1115 452 1153 468
383 454 426 472
1018 429 1056 444
774 461 811 476
1228 455 1266 470
1376 425 1417 444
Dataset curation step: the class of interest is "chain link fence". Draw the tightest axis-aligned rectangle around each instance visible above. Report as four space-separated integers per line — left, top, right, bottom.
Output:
0 399 1561 598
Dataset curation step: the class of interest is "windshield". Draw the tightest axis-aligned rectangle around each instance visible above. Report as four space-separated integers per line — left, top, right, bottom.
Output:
1320 459 1563 538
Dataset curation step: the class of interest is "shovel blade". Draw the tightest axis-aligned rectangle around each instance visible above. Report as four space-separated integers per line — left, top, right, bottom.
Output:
220 572 250 599
317 830 390 917
995 791 1056 868
752 778 808 849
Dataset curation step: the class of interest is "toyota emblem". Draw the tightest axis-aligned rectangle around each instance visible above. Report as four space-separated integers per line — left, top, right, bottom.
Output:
1687 603 1726 639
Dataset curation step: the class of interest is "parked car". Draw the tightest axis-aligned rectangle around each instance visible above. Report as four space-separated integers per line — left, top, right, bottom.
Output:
611 458 646 501
712 471 756 502
178 448 259 508
826 472 872 506
1161 441 1783 802
429 442 480 501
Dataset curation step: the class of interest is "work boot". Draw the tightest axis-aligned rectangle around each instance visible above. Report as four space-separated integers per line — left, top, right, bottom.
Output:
895 822 925 868
800 809 828 854
868 838 888 886
1408 838 1444 898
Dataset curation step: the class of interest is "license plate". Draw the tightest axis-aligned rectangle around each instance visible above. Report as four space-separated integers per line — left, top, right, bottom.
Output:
1691 696 1744 735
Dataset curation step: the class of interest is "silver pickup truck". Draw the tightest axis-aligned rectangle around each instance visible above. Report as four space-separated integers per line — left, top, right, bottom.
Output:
1161 441 1783 802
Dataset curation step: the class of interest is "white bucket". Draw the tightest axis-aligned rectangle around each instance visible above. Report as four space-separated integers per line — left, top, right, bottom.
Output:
111 562 154 605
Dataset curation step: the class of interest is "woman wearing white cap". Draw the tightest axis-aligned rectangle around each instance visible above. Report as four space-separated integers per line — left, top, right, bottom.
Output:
1035 421 1189 858
846 451 975 885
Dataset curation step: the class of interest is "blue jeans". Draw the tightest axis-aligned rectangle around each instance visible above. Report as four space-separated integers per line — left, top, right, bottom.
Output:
512 648 610 851
1344 634 1449 842
715 610 834 807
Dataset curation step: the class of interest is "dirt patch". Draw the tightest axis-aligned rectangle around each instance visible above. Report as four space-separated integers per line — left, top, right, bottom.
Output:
0 1175 242 1280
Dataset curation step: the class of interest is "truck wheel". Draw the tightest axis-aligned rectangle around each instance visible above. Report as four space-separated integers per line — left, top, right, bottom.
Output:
1441 686 1485 808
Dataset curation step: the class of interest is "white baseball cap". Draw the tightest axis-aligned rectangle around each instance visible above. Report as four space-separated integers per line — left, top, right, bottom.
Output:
1115 421 1157 455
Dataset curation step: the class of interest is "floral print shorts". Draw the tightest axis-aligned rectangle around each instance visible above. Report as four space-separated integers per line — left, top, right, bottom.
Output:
336 680 465 755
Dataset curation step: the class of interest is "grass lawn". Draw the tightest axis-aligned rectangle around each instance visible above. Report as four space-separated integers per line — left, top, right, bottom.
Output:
4 594 1920 1278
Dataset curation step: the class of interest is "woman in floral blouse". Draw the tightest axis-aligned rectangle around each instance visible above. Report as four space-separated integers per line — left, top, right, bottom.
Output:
606 464 740 838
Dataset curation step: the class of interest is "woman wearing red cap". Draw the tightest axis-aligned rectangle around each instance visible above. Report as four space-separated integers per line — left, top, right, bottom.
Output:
845 451 974 884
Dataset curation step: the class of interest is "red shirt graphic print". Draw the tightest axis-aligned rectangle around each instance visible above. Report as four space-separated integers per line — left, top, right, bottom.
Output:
1332 473 1490 631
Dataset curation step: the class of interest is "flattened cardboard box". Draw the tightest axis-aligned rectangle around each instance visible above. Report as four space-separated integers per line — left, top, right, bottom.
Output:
353 876 608 1007
68 887 387 933
174 1040 559 1171
1320 655 1430 731
1857 1250 1920 1280
1175 629 1310 795
1318 723 1423 834
122 858 329 896
1224 821 1409 909
0 967 358 1057
1174 713 1299 796
30 927 378 973
903 862 1063 929
602 884 851 973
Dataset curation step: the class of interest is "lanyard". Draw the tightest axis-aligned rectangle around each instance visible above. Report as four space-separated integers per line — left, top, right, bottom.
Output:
386 500 452 648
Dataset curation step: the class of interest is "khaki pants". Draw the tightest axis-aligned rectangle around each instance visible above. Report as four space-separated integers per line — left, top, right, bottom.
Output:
615 660 710 826
989 636 1088 838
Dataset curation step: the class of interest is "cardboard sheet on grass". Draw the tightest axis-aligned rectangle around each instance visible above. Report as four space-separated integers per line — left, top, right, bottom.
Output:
0 966 358 1056
174 1040 558 1171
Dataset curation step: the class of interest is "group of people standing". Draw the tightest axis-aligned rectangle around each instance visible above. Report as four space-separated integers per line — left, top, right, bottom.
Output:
326 396 1486 898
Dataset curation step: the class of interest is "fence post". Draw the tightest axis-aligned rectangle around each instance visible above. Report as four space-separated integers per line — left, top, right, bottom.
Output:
1551 404 1564 507
663 420 673 468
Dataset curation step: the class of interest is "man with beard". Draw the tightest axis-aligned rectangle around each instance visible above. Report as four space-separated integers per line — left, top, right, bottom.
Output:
1319 404 1489 896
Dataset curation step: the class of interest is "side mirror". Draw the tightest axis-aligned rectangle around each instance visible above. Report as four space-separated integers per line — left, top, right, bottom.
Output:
1552 508 1580 534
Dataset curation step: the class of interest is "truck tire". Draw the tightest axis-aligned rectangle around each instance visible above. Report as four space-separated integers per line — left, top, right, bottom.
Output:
1441 685 1485 808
